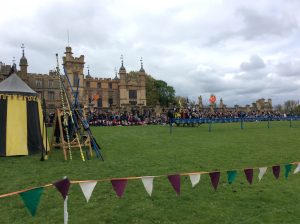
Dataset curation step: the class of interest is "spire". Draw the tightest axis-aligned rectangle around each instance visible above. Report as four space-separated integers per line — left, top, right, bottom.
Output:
9 57 17 75
139 57 145 73
21 43 25 57
113 67 119 80
19 43 28 67
119 54 126 72
86 65 91 78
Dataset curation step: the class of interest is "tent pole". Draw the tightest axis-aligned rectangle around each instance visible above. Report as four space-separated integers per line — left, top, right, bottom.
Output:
40 79 46 161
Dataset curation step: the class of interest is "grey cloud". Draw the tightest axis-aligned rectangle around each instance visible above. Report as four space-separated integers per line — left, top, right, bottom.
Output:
206 6 298 46
240 55 265 71
236 7 298 40
276 60 300 77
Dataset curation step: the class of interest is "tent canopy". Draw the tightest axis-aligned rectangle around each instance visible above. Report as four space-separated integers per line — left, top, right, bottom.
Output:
0 73 37 96
0 73 48 156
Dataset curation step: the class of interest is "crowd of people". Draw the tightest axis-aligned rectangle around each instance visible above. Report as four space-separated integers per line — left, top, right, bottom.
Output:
171 108 284 119
47 107 295 127
46 108 293 127
85 110 168 126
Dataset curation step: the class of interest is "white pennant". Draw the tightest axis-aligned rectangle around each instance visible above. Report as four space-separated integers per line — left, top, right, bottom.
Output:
189 173 201 188
293 163 300 174
258 167 267 181
79 181 97 203
141 176 154 196
64 196 68 224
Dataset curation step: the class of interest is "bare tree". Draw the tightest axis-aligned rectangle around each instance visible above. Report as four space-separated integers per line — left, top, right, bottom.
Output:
284 100 298 114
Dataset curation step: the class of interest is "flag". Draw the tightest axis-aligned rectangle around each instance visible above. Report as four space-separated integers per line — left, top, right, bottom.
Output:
92 94 100 101
19 187 44 216
244 169 253 184
79 181 97 202
188 174 201 188
111 179 128 198
258 167 267 181
141 176 154 196
227 170 237 184
293 163 300 174
53 178 71 200
284 164 292 179
168 174 181 195
209 172 220 191
272 165 280 179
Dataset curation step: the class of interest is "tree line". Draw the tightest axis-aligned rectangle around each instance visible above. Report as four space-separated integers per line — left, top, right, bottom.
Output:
274 100 300 115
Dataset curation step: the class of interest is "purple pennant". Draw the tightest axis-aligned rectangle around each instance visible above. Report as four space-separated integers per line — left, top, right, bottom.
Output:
167 174 181 195
244 169 253 184
111 179 128 198
272 165 280 179
209 172 220 191
53 178 70 200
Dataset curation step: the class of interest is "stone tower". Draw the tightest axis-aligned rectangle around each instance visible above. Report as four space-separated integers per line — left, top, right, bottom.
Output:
62 46 86 104
19 44 28 76
268 98 273 110
138 57 147 106
119 55 128 106
219 98 224 108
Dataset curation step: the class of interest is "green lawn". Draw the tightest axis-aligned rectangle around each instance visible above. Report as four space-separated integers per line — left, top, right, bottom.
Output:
0 121 300 223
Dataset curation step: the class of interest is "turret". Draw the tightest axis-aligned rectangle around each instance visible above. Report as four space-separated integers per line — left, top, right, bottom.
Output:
19 44 28 75
119 54 126 84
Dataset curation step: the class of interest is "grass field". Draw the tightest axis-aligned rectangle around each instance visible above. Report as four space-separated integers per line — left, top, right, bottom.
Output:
0 121 300 223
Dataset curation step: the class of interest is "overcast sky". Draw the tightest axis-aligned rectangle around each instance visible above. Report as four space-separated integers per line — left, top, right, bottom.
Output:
1 0 300 106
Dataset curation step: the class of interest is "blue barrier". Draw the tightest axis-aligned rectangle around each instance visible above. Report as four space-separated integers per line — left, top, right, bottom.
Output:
171 116 300 125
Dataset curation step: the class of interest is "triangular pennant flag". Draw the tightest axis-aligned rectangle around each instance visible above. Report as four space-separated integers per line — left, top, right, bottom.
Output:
111 179 128 198
258 167 267 181
284 164 292 179
189 173 201 188
79 181 97 202
293 163 300 174
141 176 154 196
167 174 181 195
19 187 44 216
272 165 280 179
227 170 237 184
53 178 71 200
244 169 253 184
209 172 220 191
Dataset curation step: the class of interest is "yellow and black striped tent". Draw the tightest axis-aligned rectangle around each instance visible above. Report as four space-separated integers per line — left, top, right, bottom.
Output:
0 73 49 156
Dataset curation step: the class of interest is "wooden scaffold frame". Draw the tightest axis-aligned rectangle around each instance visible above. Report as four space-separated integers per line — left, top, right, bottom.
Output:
50 109 93 160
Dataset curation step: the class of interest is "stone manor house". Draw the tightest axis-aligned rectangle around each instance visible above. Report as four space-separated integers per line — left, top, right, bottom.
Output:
0 46 147 112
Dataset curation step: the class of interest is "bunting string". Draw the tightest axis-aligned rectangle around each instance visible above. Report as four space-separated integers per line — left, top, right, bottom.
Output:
0 161 299 200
